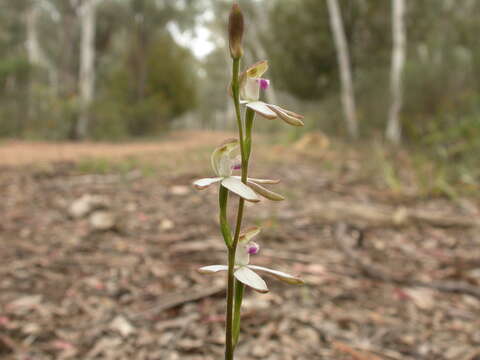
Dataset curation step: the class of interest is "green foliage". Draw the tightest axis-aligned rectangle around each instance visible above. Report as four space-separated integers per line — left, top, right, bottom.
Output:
268 0 337 100
76 156 155 177
93 33 197 139
0 0 201 140
0 56 31 137
0 0 477 184
25 85 78 140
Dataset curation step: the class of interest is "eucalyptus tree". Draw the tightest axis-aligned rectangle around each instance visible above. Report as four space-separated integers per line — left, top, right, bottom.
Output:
76 0 99 139
86 0 202 137
0 0 30 136
326 0 358 139
386 0 406 145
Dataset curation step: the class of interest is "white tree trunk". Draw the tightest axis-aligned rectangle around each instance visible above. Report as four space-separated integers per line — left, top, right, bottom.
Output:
326 0 358 139
26 1 58 89
26 3 43 66
386 0 406 145
76 0 98 139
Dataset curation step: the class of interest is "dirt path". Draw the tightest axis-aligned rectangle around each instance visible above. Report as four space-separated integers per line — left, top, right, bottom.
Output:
0 131 230 166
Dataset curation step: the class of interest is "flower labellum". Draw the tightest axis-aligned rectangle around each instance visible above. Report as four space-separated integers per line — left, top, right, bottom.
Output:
228 3 244 59
193 139 260 203
238 61 305 127
258 78 270 90
231 155 242 170
247 242 260 255
198 227 304 293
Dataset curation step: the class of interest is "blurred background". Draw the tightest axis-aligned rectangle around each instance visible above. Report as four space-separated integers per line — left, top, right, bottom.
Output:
1 1 480 359
0 0 479 153
1 0 479 189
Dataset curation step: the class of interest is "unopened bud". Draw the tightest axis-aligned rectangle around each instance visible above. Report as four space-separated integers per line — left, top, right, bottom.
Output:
228 3 244 59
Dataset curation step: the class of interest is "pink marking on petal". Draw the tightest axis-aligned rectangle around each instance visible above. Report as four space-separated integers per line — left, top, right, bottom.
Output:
247 242 260 255
231 155 242 170
258 78 270 90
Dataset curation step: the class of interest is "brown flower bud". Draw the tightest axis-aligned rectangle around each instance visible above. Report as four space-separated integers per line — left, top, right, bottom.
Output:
228 3 244 59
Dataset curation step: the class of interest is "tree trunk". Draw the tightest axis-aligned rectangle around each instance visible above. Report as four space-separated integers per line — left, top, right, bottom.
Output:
26 3 43 67
136 26 148 101
25 2 40 131
26 1 58 118
386 0 406 145
76 0 98 140
326 0 358 139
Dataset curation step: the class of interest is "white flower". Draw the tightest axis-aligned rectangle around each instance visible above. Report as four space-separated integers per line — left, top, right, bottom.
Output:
193 139 286 202
199 227 304 293
239 61 305 127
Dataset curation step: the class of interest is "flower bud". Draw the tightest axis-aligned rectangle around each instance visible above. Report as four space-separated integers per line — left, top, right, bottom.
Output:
228 3 244 59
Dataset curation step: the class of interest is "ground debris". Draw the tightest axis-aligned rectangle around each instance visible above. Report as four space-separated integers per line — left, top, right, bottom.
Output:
69 194 109 218
0 136 479 359
89 210 116 231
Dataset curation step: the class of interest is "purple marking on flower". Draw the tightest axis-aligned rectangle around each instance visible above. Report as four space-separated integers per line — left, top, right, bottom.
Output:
247 242 260 255
258 78 270 90
231 155 242 170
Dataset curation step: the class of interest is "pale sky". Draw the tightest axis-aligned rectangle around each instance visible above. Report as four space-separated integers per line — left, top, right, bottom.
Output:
167 10 215 59
168 24 215 59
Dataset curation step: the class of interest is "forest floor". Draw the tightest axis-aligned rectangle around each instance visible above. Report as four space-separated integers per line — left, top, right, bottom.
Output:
1 131 479 360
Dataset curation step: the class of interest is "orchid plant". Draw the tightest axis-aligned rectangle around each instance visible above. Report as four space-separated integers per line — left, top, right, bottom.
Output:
193 3 305 359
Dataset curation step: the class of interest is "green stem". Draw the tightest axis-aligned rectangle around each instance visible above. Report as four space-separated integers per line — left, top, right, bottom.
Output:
225 57 245 360
244 108 255 163
231 108 255 349
232 280 245 347
225 248 236 360
226 59 257 360
231 58 246 173
219 185 232 247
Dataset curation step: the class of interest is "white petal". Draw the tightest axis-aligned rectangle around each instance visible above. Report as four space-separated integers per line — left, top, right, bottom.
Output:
246 101 277 119
241 77 260 102
221 177 260 203
236 227 261 266
211 139 239 176
198 265 228 274
266 104 304 126
247 181 285 201
247 177 281 184
193 177 222 190
248 265 304 285
234 266 269 293
233 176 280 184
235 245 250 266
218 154 233 177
